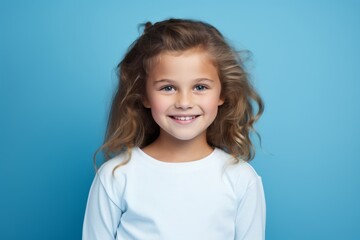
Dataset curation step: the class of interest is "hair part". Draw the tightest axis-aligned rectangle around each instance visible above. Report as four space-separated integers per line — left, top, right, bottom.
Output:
94 18 264 171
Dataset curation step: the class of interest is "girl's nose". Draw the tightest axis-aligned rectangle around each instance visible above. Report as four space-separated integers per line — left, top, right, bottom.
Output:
175 92 193 109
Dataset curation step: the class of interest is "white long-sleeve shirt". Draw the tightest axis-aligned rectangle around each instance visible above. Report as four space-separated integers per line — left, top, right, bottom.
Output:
83 147 266 240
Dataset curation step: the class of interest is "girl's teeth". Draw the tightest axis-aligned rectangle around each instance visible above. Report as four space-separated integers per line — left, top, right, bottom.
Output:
174 116 195 121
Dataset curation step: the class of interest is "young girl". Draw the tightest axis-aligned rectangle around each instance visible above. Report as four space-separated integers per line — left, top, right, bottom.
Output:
83 18 265 240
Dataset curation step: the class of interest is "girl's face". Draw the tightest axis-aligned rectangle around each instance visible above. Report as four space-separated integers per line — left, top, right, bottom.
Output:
144 49 224 144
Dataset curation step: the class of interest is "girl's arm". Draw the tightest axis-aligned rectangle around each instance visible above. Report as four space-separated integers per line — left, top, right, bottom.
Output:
235 175 266 240
82 171 123 240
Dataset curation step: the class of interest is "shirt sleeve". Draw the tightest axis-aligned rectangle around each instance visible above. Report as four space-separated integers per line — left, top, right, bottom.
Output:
235 176 266 240
82 171 124 240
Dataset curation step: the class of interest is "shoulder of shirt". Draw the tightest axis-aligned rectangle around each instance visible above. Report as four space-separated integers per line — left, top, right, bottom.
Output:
217 149 262 197
217 149 259 179
94 152 129 205
97 153 128 175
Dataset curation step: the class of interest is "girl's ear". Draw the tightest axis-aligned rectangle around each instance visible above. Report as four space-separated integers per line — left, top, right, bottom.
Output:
218 96 225 106
142 96 151 108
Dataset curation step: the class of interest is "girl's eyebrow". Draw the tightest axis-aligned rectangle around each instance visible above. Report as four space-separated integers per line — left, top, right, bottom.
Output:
153 79 175 85
194 78 215 83
153 78 215 85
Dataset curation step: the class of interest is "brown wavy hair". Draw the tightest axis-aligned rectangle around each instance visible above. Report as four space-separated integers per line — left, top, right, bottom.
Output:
95 18 264 169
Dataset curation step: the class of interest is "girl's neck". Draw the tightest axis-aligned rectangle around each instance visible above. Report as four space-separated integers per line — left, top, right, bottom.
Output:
141 133 214 163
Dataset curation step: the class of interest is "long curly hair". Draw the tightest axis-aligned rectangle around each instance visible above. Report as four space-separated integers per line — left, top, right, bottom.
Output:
95 18 264 169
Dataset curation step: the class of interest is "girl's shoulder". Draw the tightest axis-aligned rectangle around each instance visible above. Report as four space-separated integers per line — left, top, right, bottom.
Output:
95 152 130 190
225 159 260 182
219 149 262 197
219 149 260 178
97 153 127 174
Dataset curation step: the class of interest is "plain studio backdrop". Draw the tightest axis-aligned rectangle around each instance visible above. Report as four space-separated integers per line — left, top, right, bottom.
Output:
1 0 359 239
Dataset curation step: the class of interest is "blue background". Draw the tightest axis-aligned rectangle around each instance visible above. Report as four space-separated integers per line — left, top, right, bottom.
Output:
1 0 360 239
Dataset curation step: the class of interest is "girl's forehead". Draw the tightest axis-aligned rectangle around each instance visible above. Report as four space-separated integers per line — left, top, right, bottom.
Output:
146 48 220 83
148 48 216 69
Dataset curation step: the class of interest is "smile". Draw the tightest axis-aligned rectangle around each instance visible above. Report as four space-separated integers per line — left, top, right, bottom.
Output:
171 115 198 121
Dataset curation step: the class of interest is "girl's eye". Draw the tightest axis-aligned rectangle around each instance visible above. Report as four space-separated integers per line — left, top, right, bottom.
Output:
194 85 208 91
160 86 175 92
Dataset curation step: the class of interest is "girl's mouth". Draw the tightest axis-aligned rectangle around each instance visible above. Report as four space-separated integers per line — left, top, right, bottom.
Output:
170 115 198 121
